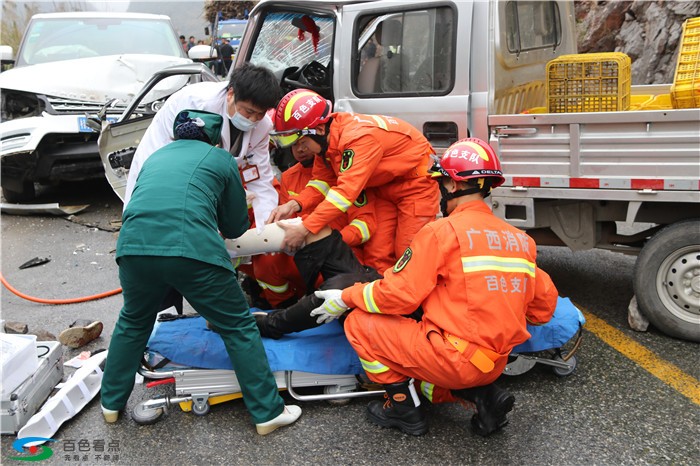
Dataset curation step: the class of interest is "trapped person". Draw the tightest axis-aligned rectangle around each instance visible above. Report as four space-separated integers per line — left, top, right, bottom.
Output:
267 89 439 273
101 110 301 435
310 138 559 437
248 137 377 308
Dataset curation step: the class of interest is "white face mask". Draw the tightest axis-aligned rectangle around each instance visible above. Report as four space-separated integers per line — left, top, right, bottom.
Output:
229 111 257 132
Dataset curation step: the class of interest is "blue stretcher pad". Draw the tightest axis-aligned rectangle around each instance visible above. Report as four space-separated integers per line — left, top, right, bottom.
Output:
147 297 584 373
513 297 585 353
148 311 363 375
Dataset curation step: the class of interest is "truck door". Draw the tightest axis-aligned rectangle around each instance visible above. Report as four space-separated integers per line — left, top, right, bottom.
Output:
338 1 468 155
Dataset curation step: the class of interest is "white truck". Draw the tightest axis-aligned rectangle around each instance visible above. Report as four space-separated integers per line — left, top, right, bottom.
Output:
97 0 699 341
237 0 699 341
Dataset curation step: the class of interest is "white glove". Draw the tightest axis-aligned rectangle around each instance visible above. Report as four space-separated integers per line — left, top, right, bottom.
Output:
310 289 349 324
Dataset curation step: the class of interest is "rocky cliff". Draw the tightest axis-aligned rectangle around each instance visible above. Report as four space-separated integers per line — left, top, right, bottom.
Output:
576 0 700 84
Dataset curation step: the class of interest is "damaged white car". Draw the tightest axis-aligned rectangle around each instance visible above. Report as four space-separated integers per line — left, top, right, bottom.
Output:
0 12 196 202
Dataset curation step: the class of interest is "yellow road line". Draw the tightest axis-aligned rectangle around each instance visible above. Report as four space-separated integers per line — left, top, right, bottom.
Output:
580 308 700 406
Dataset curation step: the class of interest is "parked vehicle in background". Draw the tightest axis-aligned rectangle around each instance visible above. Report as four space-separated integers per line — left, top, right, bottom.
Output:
0 12 193 202
217 18 248 55
232 0 699 342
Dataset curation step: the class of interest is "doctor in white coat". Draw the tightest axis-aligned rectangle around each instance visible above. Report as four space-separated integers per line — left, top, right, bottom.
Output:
124 63 281 230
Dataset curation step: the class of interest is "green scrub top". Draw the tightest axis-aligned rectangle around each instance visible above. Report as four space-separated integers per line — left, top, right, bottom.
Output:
116 138 249 272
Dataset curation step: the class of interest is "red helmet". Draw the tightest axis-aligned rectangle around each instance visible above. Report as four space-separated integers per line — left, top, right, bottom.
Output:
270 89 332 148
432 138 505 188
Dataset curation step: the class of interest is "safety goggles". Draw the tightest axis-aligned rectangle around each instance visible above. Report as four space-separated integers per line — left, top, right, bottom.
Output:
270 128 317 148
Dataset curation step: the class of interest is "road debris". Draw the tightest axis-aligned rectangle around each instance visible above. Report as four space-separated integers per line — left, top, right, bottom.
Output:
18 256 51 269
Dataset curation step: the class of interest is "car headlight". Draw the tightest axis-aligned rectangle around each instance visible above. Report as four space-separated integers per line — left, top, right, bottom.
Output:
1 89 46 121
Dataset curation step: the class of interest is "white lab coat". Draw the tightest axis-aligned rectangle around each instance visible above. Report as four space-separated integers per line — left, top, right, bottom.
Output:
124 81 278 230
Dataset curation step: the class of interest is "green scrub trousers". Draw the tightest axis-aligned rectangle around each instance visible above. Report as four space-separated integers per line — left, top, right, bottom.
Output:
101 255 285 424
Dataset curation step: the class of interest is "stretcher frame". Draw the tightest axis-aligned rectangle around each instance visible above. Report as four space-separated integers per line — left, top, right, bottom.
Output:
133 328 583 424
133 365 384 424
133 299 585 424
504 325 584 377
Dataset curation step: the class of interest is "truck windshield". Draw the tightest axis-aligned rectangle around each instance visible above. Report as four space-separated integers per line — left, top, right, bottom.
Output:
219 22 246 40
249 12 333 75
18 17 185 66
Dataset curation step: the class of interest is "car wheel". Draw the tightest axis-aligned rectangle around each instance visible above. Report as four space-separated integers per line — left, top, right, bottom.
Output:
633 219 700 342
2 182 36 203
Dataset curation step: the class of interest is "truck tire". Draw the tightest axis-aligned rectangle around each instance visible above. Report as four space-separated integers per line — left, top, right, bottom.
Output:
633 219 700 342
2 182 36 203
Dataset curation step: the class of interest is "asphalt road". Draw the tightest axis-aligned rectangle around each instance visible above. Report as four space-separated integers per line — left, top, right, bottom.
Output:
1 179 698 465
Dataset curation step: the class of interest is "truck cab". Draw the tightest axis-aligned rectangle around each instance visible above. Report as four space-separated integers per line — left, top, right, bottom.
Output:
237 0 576 150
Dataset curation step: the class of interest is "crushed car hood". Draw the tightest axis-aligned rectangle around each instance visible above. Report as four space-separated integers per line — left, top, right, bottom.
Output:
0 54 192 104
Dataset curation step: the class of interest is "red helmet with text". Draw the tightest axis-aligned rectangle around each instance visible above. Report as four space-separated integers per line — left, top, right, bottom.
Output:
431 138 505 188
270 89 332 148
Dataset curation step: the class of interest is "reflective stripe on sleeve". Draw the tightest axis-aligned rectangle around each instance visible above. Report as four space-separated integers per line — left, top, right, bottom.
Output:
370 115 388 130
362 280 382 313
307 179 330 196
325 188 352 212
462 256 536 277
256 279 290 294
349 219 371 243
420 381 435 403
360 358 389 374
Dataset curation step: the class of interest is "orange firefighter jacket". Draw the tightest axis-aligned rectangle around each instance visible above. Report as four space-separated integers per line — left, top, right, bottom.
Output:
293 112 434 235
282 161 376 248
341 200 559 355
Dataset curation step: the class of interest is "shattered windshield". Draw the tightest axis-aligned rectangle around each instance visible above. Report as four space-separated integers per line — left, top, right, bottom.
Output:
18 17 185 66
249 12 333 75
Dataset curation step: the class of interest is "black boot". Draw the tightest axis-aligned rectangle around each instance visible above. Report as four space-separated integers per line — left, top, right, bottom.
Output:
453 383 515 436
367 379 428 436
253 293 323 339
254 271 382 339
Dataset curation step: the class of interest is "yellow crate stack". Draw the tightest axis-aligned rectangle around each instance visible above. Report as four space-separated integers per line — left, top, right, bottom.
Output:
546 52 631 113
671 17 700 109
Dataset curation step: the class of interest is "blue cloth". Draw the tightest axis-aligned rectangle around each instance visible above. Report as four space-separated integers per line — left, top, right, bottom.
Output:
512 297 585 353
147 309 363 375
148 299 584 373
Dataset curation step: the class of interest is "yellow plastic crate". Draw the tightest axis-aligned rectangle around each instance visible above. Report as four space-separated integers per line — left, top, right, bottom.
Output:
546 52 631 113
629 94 653 110
671 17 700 109
639 94 673 111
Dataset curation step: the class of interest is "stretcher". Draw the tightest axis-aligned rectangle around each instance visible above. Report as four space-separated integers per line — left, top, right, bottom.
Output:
133 297 584 425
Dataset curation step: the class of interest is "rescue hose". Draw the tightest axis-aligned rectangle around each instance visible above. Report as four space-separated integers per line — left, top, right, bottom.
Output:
0 272 122 305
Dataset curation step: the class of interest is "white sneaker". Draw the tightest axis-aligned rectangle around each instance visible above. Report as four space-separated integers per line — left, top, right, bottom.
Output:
255 405 302 435
101 405 119 423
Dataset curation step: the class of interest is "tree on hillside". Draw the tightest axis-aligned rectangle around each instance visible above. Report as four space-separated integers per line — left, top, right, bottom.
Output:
203 1 258 23
1 1 86 55
1 2 41 53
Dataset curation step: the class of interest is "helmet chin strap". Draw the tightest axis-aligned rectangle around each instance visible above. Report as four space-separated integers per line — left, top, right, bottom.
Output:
440 178 493 216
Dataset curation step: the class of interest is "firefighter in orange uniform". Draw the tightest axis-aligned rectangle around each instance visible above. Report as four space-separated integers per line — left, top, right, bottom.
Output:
310 138 559 437
250 141 376 307
267 89 439 273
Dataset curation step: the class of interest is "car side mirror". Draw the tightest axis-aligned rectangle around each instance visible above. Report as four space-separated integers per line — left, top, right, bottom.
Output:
1 45 15 70
188 44 217 62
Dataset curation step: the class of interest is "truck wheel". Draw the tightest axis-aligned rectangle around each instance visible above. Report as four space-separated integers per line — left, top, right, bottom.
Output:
633 219 700 342
2 182 35 203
